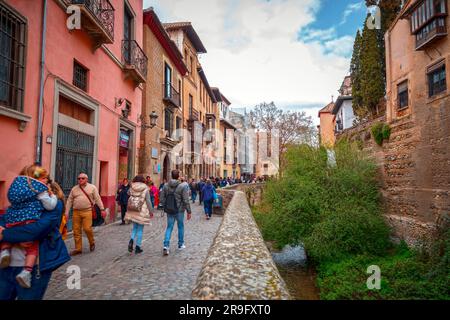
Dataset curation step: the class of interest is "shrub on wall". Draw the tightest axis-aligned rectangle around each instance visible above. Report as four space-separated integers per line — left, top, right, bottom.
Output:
253 140 390 264
371 122 391 146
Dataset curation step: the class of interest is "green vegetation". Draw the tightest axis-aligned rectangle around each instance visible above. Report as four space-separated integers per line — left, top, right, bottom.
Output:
253 141 449 299
371 122 391 146
351 1 402 118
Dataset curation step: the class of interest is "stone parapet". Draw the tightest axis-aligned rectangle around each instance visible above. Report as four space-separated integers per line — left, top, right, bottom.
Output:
192 190 291 300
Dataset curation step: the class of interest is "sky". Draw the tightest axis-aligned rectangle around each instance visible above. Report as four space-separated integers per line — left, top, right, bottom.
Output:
143 0 367 125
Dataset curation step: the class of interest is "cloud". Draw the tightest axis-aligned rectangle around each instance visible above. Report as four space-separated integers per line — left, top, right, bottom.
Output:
143 0 352 123
340 1 364 25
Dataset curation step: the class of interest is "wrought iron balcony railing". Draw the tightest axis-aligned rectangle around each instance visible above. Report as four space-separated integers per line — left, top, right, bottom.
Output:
122 40 148 84
163 83 181 108
71 0 114 45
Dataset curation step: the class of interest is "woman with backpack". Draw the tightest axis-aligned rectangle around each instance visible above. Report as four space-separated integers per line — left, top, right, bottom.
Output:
125 176 154 254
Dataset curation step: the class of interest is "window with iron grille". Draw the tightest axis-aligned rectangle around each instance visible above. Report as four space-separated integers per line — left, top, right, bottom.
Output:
73 61 88 92
0 2 27 112
397 81 409 109
428 63 446 97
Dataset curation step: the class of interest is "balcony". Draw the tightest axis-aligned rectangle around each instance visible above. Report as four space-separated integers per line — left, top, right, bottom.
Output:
416 18 447 50
122 40 148 85
188 109 199 122
163 83 181 108
70 0 114 48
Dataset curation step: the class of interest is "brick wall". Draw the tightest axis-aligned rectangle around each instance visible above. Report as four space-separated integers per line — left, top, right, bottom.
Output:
338 103 450 246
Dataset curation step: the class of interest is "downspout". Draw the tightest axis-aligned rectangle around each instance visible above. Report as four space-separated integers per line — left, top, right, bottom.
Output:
36 0 48 165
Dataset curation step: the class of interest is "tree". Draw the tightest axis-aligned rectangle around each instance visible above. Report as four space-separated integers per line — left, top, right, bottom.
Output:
350 30 364 118
360 17 385 115
249 102 316 172
365 0 402 90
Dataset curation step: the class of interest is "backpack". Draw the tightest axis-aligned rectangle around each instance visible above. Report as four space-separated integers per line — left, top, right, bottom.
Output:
127 191 145 212
164 187 179 215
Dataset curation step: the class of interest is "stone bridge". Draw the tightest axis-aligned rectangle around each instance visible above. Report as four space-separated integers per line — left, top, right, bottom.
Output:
44 183 290 300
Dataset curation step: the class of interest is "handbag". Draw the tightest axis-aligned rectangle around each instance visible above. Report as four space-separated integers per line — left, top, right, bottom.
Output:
79 186 100 220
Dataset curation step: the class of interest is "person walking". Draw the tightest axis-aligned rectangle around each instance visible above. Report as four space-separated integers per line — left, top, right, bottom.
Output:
65 173 105 256
159 170 192 256
189 179 197 204
125 176 154 254
197 179 205 205
201 180 215 220
116 178 130 225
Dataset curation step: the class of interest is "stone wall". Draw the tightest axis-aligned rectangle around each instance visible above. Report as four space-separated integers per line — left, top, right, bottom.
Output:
192 190 291 300
338 110 449 246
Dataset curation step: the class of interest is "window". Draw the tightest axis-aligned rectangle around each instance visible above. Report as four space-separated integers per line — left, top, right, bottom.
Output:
164 63 172 98
164 109 173 138
0 2 26 112
176 116 181 130
428 62 446 97
73 61 88 92
189 94 193 116
397 81 409 109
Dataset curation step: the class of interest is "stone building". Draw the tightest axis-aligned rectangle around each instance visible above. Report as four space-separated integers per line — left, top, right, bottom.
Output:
382 0 450 243
163 22 208 180
332 75 355 133
141 8 187 185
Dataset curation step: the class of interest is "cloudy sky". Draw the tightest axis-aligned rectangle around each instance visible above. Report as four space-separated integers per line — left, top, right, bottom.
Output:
143 0 367 124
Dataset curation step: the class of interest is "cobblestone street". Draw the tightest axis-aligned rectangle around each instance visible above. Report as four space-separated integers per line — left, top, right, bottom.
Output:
44 202 222 300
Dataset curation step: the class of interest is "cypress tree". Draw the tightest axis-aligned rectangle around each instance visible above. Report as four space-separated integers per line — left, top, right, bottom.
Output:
360 16 385 116
350 30 364 118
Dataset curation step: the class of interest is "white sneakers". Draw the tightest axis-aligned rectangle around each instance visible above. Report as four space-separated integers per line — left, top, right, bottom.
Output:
15 269 32 289
0 250 11 269
163 247 169 256
178 244 186 250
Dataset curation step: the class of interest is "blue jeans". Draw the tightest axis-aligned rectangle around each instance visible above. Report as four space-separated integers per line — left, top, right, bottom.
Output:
163 212 184 248
0 266 52 300
204 200 213 217
191 191 197 202
131 223 144 247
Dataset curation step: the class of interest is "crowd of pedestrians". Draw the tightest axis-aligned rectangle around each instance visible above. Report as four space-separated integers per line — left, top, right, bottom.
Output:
0 165 265 300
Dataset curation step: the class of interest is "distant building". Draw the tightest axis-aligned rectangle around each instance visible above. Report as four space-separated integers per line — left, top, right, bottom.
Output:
318 101 336 146
332 76 355 133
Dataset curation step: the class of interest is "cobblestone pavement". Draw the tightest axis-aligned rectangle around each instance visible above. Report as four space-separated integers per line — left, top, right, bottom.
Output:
44 202 222 300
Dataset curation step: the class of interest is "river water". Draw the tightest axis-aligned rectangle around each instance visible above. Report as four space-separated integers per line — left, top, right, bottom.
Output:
270 244 320 300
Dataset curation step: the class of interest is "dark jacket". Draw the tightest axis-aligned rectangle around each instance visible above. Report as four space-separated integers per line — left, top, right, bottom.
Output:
160 180 192 214
116 184 131 205
201 184 215 202
0 200 70 273
197 181 205 192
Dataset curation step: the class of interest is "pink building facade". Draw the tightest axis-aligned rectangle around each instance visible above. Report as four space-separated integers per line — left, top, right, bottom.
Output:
0 0 147 221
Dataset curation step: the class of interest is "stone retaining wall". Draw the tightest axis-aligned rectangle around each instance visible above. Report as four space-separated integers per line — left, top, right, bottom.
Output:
192 190 291 300
338 112 449 246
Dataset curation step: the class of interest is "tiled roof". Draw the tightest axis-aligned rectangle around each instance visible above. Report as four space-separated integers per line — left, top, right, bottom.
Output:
319 102 335 115
163 22 207 53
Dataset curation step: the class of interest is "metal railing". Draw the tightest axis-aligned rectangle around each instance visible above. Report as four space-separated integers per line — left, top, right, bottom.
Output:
122 40 148 78
163 83 181 108
416 18 447 50
71 0 115 40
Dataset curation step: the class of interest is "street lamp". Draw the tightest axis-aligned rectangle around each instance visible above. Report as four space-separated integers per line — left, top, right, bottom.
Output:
141 111 158 129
